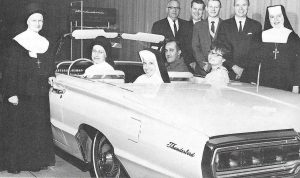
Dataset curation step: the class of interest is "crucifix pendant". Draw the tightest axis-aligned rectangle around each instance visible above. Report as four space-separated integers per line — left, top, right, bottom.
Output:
273 43 279 60
36 58 41 68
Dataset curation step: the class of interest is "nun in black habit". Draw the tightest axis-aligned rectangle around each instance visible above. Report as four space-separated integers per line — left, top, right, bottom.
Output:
1 3 55 173
249 5 300 92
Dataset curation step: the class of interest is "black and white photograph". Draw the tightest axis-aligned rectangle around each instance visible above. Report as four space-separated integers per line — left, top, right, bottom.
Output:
0 0 300 177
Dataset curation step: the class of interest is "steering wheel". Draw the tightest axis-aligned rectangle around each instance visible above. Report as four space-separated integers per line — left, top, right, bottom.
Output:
67 58 93 76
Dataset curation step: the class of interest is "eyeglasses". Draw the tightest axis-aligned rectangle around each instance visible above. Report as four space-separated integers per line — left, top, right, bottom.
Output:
92 50 105 54
168 6 180 10
209 51 223 57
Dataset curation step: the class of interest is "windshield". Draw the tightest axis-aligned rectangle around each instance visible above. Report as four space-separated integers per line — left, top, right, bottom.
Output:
56 35 152 63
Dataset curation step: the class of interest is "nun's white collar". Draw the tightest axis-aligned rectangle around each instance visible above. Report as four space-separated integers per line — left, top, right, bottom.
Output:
14 29 49 58
262 27 292 43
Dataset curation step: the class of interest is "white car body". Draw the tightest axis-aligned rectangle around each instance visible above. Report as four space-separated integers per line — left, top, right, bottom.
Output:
50 30 300 178
50 72 300 178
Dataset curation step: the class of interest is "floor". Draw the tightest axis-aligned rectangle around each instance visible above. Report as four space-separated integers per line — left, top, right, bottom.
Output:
0 148 92 178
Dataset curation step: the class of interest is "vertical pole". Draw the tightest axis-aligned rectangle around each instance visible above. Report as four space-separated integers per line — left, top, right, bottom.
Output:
80 0 83 59
256 63 261 93
70 21 73 61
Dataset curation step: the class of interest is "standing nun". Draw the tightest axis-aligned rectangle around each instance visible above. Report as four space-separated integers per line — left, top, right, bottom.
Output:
1 2 55 173
249 5 300 92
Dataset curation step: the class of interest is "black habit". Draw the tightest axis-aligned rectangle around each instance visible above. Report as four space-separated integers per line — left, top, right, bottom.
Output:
248 5 300 91
1 39 55 172
249 31 300 91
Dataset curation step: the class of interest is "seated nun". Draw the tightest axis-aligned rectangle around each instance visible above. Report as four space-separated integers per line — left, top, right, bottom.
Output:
83 36 115 77
134 48 170 84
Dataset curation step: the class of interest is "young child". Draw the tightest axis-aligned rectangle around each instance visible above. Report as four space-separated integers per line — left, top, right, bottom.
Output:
205 44 230 86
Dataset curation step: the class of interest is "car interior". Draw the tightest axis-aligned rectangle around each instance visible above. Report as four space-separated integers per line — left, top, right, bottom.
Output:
55 29 197 84
56 59 195 84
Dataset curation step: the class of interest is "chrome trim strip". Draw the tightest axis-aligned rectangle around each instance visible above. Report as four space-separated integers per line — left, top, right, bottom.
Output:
216 160 300 177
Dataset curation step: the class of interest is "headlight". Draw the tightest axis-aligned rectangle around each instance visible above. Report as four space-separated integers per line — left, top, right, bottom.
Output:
216 150 241 170
214 144 300 172
202 130 300 178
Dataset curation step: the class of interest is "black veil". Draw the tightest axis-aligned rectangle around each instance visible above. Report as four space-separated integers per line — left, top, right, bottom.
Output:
90 36 115 68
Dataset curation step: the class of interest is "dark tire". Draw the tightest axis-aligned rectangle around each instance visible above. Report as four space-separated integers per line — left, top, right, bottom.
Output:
92 132 120 178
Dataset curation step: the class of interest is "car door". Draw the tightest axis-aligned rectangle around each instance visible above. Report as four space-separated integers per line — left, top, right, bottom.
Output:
50 81 68 146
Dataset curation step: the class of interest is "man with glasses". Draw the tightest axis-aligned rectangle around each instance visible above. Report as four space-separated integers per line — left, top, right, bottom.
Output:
151 0 188 50
216 0 261 82
192 0 222 76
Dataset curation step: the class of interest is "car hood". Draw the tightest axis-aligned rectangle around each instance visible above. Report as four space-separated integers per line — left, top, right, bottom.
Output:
120 82 300 137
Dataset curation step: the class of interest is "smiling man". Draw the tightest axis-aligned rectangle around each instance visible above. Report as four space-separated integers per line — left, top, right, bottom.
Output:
190 0 205 24
192 0 222 76
216 0 262 82
181 0 206 75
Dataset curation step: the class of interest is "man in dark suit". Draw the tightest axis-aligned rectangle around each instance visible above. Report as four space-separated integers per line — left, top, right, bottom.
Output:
216 0 262 82
183 0 205 74
192 0 222 76
151 0 188 50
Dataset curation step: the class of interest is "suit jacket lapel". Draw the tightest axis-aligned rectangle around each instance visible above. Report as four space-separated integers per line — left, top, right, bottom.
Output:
243 17 252 34
215 18 222 33
202 19 209 35
163 18 175 38
230 17 239 33
178 18 185 35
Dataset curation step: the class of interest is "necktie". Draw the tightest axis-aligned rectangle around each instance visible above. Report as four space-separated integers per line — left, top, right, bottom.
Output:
239 21 242 33
173 20 177 37
211 21 215 33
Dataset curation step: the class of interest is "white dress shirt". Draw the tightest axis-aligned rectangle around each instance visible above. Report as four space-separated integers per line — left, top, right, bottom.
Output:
234 16 246 32
167 17 179 36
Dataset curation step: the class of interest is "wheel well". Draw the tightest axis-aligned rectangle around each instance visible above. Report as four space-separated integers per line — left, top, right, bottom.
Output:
76 124 130 177
75 124 105 163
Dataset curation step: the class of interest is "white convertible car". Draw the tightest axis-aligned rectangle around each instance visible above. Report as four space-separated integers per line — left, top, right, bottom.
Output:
50 30 300 178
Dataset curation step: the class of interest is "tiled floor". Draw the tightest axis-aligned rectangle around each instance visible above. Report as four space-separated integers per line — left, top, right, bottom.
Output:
0 149 91 178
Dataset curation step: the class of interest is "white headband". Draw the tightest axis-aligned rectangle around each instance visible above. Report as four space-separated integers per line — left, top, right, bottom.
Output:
268 6 282 15
139 50 157 63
